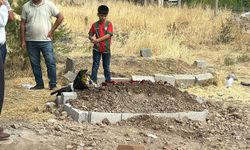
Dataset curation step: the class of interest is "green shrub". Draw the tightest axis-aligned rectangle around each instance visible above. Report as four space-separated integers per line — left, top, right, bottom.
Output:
237 53 250 63
218 19 234 43
224 56 235 66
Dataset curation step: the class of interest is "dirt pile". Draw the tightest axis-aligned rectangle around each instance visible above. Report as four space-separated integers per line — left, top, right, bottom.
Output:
118 102 250 149
66 56 203 78
70 81 207 113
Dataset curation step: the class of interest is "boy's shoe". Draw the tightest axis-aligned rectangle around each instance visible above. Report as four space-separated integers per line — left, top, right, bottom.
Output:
49 85 57 90
30 84 44 90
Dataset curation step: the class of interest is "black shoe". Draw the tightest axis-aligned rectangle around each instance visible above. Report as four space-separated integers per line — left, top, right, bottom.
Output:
30 84 44 90
49 85 57 90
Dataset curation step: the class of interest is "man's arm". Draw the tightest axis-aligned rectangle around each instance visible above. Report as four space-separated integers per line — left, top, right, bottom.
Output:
47 12 64 39
3 0 14 22
91 34 111 44
20 19 26 49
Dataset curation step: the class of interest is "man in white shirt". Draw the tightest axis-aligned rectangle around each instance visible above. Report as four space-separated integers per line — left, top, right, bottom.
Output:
0 0 14 63
0 0 10 139
20 0 64 90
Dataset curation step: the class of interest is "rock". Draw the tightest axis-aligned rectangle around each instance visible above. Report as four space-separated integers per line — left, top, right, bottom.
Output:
66 145 74 149
217 92 224 97
102 118 111 125
193 59 207 70
47 118 58 123
140 48 152 57
55 125 62 131
10 124 19 129
147 133 157 139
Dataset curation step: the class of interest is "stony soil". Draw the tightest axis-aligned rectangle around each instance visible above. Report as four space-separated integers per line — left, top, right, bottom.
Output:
71 81 207 113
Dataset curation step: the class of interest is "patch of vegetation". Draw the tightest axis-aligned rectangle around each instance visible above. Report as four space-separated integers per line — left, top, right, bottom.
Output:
224 56 235 66
236 53 250 63
186 0 249 12
218 19 234 43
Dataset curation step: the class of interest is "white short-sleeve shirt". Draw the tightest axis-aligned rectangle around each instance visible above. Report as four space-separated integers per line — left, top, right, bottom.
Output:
21 0 60 41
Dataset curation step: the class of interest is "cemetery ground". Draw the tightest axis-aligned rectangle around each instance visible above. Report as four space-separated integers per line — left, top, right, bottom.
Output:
1 1 250 149
0 52 250 150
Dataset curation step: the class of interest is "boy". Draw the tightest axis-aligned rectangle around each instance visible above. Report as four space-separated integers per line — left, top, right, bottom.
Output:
0 0 10 139
88 5 113 84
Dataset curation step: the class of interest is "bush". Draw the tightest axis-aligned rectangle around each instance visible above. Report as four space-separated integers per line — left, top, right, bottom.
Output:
218 19 234 43
237 53 250 63
224 56 235 66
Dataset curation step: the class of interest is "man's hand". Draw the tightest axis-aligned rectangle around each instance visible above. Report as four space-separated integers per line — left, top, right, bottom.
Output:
21 41 26 49
47 30 53 39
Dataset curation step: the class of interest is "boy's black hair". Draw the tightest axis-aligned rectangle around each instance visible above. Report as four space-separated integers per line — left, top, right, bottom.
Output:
98 5 109 15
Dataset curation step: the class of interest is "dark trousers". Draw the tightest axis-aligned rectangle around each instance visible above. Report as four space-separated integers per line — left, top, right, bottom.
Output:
91 50 111 82
0 44 5 114
26 41 57 87
0 42 7 64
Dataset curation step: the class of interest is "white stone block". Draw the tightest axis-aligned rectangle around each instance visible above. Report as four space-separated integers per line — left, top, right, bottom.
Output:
132 75 155 82
174 75 195 87
64 104 89 123
154 74 175 86
61 92 77 104
90 112 122 124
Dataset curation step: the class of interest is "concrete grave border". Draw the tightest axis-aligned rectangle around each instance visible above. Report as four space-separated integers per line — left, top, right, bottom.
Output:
64 103 209 124
60 71 213 124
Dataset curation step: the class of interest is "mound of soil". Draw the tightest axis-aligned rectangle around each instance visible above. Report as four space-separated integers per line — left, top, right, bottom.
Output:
64 56 203 77
70 81 206 113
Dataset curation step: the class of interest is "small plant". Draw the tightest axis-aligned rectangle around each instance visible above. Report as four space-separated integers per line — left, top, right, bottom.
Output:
218 19 234 43
237 53 250 63
224 57 235 66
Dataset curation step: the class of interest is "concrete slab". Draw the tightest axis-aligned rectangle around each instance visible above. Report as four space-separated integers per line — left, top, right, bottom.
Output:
55 95 63 106
151 109 208 121
61 92 77 104
89 112 122 124
64 104 89 123
174 74 195 87
111 77 131 82
132 75 155 82
121 113 146 120
154 74 175 86
63 71 77 83
194 73 214 84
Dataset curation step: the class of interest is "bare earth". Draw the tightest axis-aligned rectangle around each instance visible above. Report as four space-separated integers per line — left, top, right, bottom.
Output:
0 56 250 150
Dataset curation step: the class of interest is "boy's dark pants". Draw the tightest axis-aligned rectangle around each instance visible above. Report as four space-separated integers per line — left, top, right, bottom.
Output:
91 50 111 82
0 44 5 113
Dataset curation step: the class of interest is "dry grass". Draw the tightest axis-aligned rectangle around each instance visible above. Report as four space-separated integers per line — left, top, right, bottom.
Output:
57 1 232 61
1 78 54 122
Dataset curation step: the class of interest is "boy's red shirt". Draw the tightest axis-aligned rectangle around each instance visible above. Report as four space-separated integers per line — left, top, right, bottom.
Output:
88 20 113 53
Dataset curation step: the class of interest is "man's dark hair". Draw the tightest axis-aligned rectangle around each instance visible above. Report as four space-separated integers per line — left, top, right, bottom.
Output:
98 5 109 15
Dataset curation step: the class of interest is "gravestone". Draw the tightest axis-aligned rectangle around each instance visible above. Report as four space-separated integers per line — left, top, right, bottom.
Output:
65 57 75 73
140 48 152 57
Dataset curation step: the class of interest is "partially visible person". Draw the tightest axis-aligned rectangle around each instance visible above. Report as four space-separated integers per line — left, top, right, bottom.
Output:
20 0 64 90
88 5 113 84
0 0 10 139
1 0 14 63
